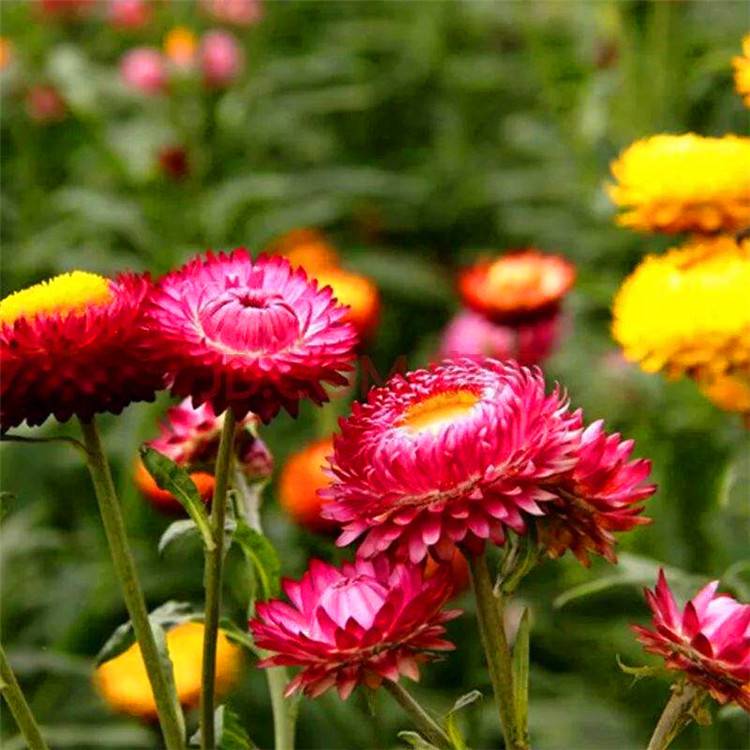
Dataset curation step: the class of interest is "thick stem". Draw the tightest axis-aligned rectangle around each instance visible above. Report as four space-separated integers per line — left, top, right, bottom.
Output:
383 679 452 750
79 417 185 750
468 554 528 750
0 643 49 750
647 682 703 750
200 409 237 750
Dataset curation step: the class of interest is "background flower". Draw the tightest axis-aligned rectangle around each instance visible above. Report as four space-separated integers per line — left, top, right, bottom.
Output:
733 33 750 107
250 557 459 699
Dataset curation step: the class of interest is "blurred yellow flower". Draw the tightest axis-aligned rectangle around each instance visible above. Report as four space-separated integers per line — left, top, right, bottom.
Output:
94 621 241 721
164 27 197 68
733 33 750 107
612 235 750 380
607 134 750 234
266 228 340 274
699 372 750 415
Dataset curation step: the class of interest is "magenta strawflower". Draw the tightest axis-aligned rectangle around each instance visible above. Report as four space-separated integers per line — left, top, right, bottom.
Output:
145 250 357 423
250 557 460 699
323 358 654 564
120 47 167 95
1 271 163 431
632 571 750 711
323 359 582 562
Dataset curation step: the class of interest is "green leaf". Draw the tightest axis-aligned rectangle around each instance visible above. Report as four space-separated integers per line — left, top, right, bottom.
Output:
615 655 664 682
397 731 441 750
443 714 468 750
189 706 255 749
231 519 281 600
445 690 482 717
219 617 260 656
140 447 215 551
158 519 201 556
96 601 199 665
512 608 530 733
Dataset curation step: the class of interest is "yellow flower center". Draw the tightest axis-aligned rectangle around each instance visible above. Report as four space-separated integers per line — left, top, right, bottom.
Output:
400 390 479 434
0 271 113 326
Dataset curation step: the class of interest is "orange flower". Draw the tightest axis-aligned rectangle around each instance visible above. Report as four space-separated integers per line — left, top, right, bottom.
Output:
95 622 241 720
267 229 339 274
133 458 214 515
0 37 12 71
424 546 470 598
279 438 337 533
733 34 750 107
458 250 575 324
164 27 197 68
314 267 380 342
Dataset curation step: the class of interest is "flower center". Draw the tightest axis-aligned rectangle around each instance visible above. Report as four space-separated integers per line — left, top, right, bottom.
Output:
0 271 113 326
400 389 479 434
487 256 544 296
198 289 301 354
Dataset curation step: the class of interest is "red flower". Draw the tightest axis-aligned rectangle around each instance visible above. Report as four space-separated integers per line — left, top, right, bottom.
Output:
459 250 575 324
322 359 582 562
1 271 163 431
250 557 459 699
632 571 750 711
538 420 655 565
145 250 357 423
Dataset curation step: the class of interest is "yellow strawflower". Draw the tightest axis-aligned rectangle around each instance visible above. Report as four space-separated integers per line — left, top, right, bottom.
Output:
607 134 750 234
733 33 750 107
612 235 750 381
94 622 241 721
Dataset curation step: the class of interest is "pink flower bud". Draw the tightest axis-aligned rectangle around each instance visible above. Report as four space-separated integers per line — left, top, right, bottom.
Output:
109 0 152 30
120 47 166 95
201 0 262 26
25 85 66 123
199 31 243 88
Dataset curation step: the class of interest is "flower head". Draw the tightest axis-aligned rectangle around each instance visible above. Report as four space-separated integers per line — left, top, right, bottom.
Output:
201 0 262 26
733 34 750 107
164 27 197 70
0 38 14 71
1 271 163 430
314 268 380 342
439 309 560 366
266 229 339 274
323 359 583 562
95 622 241 720
279 437 337 534
109 0 152 30
145 250 357 423
632 571 750 711
458 250 575 324
199 30 243 88
120 47 167 95
25 84 66 123
250 557 459 699
612 236 750 381
607 134 750 234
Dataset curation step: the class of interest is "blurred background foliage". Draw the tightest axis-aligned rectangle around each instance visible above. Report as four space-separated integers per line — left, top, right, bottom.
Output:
1 1 749 748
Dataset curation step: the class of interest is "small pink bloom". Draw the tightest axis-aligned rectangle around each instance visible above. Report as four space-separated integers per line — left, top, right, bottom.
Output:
632 571 750 711
145 250 357 423
25 84 66 123
201 0 262 26
120 47 166 95
199 30 244 88
109 0 151 29
250 557 460 699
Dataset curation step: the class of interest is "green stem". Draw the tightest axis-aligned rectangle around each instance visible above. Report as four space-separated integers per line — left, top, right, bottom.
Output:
647 682 703 750
0 643 49 750
468 554 528 750
200 409 237 750
78 417 185 750
383 679 452 750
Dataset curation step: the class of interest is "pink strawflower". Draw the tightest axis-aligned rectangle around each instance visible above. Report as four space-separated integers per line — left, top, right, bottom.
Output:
199 31 243 88
1 272 164 430
25 85 66 123
145 250 357 423
439 309 560 366
323 359 582 562
108 0 151 29
538 420 655 565
120 47 167 95
201 0 262 26
632 571 750 711
250 557 460 699
148 397 272 480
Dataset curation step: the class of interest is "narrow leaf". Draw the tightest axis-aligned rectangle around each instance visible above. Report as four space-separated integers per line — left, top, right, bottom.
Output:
231 519 281 599
615 655 664 682
158 519 200 555
444 714 468 750
446 690 482 716
140 447 215 551
397 731 440 750
512 608 530 734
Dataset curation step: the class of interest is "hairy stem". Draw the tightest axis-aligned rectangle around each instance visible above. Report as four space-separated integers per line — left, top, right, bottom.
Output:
0 643 50 750
468 553 529 750
383 679 452 750
79 417 185 750
201 409 237 750
647 682 703 750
